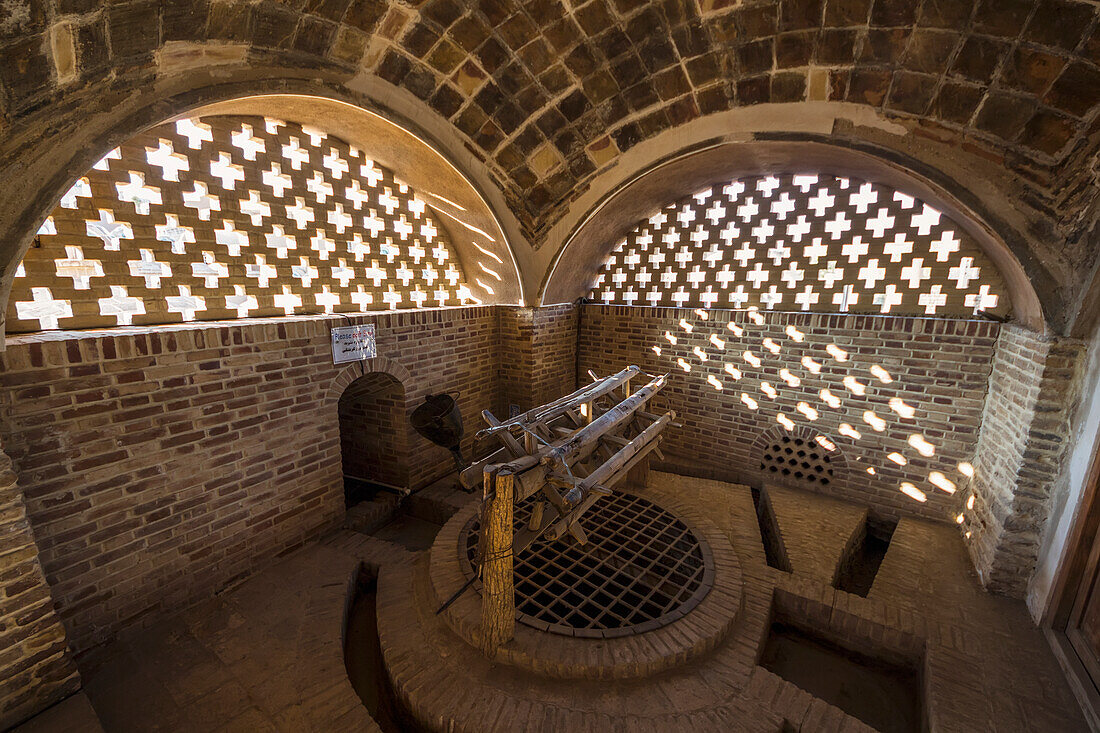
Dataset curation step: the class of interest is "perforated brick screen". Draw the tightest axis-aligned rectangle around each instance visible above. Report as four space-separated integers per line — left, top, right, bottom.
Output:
10 115 487 332
591 174 1010 319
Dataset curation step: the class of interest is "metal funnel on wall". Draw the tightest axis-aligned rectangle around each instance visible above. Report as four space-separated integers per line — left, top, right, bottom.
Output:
410 393 466 472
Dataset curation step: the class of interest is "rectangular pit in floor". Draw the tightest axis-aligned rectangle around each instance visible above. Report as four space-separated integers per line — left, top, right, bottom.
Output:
760 601 924 733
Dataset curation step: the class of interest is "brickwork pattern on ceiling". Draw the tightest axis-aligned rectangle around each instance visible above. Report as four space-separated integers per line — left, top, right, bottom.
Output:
8 114 485 333
2 0 1099 244
590 173 1011 318
579 304 997 520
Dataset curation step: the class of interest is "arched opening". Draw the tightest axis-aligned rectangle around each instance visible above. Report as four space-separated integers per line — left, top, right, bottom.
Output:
338 372 407 508
540 139 1044 332
9 110 510 333
0 87 526 342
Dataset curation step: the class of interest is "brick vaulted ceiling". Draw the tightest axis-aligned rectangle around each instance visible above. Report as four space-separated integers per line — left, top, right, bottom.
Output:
1 1 1099 312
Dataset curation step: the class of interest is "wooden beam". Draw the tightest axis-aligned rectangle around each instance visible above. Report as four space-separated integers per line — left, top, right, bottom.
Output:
540 373 669 470
482 409 526 457
572 411 673 497
475 366 641 440
479 470 515 656
541 431 660 539
485 376 669 503
459 446 508 490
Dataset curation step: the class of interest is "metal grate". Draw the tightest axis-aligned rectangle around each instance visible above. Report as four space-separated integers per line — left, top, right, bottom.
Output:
460 492 714 638
760 435 834 485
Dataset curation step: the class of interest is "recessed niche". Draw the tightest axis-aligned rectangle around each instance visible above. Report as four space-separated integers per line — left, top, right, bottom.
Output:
751 485 792 572
760 435 834 486
834 517 897 597
760 619 922 733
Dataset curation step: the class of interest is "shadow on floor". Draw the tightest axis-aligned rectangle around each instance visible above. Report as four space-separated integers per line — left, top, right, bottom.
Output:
344 573 430 733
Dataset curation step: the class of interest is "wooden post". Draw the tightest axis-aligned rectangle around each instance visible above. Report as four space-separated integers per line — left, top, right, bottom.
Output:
479 469 515 656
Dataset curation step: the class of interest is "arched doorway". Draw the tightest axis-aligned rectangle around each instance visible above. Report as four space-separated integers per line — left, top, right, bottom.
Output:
338 372 408 508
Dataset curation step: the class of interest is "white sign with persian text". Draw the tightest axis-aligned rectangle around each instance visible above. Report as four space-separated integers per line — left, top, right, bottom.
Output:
331 324 377 364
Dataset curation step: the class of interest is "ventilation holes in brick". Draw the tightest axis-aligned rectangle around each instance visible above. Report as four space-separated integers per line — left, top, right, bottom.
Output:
11 115 491 332
761 435 834 486
591 173 1010 319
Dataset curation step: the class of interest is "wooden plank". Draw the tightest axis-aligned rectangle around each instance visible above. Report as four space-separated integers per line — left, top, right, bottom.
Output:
573 412 673 496
541 433 664 544
564 408 584 427
540 373 669 470
483 373 670 502
528 501 544 531
458 446 508 490
623 455 650 491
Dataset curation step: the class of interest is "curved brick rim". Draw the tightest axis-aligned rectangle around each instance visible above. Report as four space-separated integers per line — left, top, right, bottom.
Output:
418 485 743 680
455 491 716 639
327 356 414 405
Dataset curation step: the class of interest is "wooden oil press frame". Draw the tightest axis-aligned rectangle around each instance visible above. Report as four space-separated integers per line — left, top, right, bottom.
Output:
458 366 677 653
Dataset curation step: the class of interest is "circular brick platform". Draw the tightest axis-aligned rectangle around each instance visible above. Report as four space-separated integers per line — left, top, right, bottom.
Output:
406 486 743 681
457 491 717 639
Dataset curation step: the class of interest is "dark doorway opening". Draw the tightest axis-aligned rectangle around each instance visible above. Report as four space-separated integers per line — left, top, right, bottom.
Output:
338 373 407 508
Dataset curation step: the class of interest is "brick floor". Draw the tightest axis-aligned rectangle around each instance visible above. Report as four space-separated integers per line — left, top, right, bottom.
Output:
383 472 1088 731
71 472 1086 732
81 535 410 732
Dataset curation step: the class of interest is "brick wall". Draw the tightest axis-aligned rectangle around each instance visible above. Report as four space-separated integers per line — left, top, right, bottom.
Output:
497 307 535 415
967 325 1085 597
0 297 1080 689
531 305 580 407
578 304 999 521
0 307 499 655
497 304 578 414
338 372 407 489
0 448 80 729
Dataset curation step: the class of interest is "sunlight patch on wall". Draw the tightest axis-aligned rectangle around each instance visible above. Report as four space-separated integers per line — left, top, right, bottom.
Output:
593 173 1010 319
13 116 492 332
647 304 985 510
